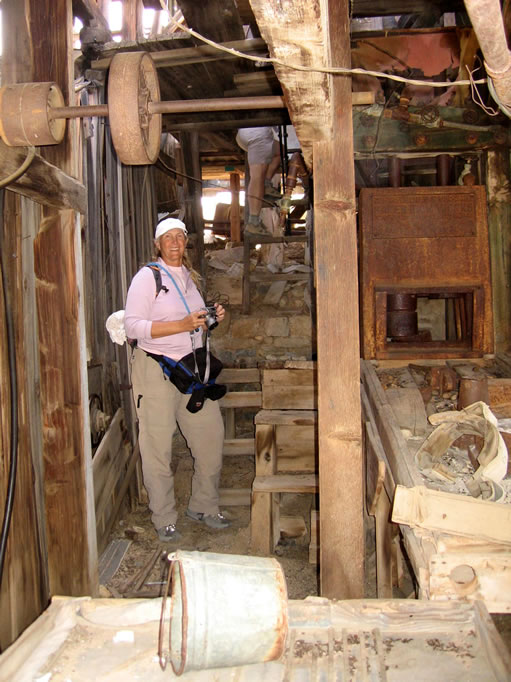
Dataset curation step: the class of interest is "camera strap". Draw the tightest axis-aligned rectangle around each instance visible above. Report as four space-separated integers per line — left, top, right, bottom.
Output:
146 262 190 314
146 261 211 384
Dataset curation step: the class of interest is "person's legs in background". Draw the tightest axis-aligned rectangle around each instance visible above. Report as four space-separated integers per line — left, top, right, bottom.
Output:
236 127 275 234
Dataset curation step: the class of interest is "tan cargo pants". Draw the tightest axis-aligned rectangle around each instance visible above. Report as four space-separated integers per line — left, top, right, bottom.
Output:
130 346 225 529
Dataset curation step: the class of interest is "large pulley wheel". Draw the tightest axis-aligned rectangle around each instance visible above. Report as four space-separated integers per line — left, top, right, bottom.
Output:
108 51 161 165
0 82 66 147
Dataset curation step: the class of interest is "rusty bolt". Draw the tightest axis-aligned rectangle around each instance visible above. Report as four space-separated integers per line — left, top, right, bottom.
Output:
463 108 479 125
414 133 428 146
465 133 478 145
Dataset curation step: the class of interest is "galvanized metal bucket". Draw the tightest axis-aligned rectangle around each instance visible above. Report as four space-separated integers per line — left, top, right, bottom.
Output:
168 550 288 675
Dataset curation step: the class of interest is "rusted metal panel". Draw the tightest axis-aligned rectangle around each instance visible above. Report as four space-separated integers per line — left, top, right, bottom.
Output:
359 186 494 359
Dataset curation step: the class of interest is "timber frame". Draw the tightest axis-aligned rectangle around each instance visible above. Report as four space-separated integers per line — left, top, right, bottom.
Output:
0 0 510 653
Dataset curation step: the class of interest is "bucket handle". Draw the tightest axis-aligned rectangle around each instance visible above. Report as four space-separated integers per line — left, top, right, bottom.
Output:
158 555 189 676
158 555 173 671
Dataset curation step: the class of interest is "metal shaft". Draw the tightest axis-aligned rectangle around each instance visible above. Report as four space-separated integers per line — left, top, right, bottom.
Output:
48 95 285 120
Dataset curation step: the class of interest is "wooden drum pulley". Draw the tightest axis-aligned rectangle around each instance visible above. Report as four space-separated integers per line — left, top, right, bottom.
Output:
0 82 66 147
107 51 161 165
0 52 285 166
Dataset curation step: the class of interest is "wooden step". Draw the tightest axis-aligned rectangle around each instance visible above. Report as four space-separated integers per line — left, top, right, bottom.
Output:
218 368 260 384
252 473 318 494
223 438 254 455
219 390 262 408
254 409 317 426
262 368 317 410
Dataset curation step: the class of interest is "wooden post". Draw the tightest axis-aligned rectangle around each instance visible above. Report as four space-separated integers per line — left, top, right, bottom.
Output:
14 0 97 599
229 172 241 242
486 150 511 352
180 132 205 277
121 0 143 41
313 0 364 598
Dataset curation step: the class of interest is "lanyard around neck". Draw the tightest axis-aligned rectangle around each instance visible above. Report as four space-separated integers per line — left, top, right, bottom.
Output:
147 261 190 313
147 262 210 377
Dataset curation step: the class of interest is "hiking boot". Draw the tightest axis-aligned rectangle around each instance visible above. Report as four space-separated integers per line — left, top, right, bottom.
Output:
157 524 182 542
186 509 231 529
244 221 268 236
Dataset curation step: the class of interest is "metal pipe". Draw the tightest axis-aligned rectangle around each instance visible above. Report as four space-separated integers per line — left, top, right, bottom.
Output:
49 104 109 119
149 95 284 115
436 154 451 186
464 0 511 111
48 95 285 120
388 157 401 187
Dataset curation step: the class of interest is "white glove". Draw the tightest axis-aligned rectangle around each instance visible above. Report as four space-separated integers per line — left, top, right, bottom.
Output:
106 310 127 345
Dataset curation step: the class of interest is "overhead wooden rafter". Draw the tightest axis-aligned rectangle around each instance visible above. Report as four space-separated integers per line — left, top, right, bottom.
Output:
248 2 335 168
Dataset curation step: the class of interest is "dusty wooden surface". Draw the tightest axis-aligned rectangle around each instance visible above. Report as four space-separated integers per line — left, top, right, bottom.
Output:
363 357 511 613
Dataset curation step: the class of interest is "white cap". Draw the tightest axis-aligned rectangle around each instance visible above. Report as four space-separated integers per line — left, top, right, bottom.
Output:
155 218 188 240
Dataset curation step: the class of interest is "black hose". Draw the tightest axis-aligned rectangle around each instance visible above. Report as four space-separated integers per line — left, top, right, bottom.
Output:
0 188 19 588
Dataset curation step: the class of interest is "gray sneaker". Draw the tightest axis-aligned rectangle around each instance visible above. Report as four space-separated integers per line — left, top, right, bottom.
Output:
186 510 231 529
157 524 182 542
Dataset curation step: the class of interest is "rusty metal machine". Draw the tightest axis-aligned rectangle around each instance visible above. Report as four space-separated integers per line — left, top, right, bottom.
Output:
359 186 494 359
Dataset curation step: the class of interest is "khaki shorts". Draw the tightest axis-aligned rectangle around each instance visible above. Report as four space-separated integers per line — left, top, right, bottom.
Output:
236 127 275 165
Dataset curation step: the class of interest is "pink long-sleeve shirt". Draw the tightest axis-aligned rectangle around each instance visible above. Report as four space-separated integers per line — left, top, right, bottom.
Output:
124 260 205 360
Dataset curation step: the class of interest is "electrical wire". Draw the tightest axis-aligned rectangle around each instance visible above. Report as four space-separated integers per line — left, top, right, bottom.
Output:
157 154 203 184
487 76 511 119
171 21 487 89
0 188 19 591
0 146 36 189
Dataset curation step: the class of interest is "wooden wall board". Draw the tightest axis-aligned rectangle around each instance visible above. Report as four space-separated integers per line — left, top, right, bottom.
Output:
361 360 420 489
0 0 97 649
0 194 49 650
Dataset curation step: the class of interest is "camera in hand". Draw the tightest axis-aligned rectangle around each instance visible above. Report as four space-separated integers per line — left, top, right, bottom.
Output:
200 305 218 330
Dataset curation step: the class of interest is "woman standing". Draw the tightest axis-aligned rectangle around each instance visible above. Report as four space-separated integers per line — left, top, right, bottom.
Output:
124 218 230 542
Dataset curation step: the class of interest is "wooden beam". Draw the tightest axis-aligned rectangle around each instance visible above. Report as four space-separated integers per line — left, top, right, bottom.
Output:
30 0 98 597
351 0 464 17
486 150 511 352
249 1 333 168
0 193 50 651
393 485 511 545
229 172 241 242
179 132 204 273
0 142 86 214
92 38 268 70
312 0 364 599
176 0 245 43
72 0 111 31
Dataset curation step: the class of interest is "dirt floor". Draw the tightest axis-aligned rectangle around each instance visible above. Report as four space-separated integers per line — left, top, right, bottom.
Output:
101 429 511 654
101 429 381 601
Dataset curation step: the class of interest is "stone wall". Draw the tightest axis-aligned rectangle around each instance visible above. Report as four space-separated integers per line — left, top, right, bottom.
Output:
204 239 315 367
